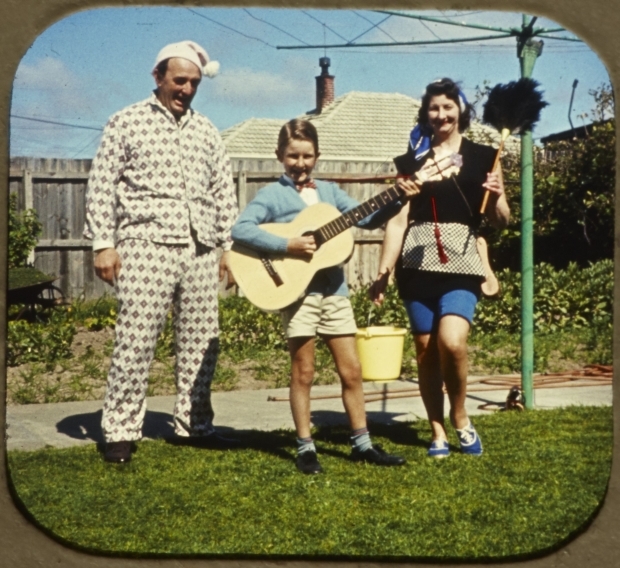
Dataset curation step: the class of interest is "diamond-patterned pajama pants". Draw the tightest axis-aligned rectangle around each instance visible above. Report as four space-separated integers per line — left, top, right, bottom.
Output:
102 238 219 442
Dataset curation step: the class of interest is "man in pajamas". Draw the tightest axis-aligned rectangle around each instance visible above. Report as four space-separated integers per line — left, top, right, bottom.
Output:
84 41 238 463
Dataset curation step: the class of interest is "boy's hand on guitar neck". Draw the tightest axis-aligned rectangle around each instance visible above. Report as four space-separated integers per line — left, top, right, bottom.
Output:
287 235 317 257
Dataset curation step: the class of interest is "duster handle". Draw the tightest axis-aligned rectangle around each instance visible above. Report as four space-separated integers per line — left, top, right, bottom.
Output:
480 128 509 214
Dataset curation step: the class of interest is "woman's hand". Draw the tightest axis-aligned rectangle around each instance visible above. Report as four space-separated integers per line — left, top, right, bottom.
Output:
287 235 316 257
482 171 504 198
483 167 510 229
396 177 421 199
368 271 390 306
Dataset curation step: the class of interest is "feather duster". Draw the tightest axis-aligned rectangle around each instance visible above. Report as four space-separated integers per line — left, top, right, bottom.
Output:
479 78 548 213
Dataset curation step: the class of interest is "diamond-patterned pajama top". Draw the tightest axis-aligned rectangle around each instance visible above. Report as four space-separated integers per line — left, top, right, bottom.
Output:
84 93 237 251
83 94 238 442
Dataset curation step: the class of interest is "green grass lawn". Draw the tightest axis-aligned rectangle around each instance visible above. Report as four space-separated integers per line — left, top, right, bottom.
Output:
7 406 611 560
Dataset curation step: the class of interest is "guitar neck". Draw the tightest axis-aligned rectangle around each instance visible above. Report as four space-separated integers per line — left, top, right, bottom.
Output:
314 185 403 245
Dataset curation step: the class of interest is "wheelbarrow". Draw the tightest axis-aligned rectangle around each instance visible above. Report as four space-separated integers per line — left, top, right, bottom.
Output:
8 267 65 321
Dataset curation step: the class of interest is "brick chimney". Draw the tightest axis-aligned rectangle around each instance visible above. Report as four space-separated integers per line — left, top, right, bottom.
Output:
315 57 334 113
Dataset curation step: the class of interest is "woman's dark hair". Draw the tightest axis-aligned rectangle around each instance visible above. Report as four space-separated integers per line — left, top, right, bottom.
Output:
277 119 320 156
417 78 474 132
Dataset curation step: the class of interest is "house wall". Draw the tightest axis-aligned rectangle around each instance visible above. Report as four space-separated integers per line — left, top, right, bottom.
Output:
10 157 398 302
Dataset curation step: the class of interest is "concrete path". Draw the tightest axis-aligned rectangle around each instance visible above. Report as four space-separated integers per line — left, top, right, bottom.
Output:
5 377 612 452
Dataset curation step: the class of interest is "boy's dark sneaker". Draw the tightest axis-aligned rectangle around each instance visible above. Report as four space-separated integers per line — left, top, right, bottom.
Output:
350 444 406 466
296 451 323 474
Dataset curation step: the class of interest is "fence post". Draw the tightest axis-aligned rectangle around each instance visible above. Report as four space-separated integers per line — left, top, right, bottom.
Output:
237 167 247 212
22 169 35 265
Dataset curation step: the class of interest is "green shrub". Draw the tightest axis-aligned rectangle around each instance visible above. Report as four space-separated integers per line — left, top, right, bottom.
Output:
72 295 118 331
482 84 615 270
8 261 610 370
7 308 76 369
218 295 287 356
8 193 42 269
475 259 613 335
348 259 612 338
349 282 408 329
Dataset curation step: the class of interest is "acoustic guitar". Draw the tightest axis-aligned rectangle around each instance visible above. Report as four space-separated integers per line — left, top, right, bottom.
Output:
229 153 462 311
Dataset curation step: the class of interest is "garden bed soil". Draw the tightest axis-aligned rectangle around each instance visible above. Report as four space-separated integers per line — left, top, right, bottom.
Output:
6 327 595 406
5 328 276 406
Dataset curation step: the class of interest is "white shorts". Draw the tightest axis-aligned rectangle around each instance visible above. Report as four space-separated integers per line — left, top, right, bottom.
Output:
281 294 358 338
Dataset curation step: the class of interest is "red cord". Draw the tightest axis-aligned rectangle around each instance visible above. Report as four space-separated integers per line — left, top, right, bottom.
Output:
431 196 449 264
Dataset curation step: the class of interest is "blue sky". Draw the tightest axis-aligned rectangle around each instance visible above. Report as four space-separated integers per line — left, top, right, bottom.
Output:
9 7 610 159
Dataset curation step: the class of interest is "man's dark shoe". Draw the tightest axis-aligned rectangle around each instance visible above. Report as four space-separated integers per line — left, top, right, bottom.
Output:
350 444 406 466
296 451 323 474
104 441 134 464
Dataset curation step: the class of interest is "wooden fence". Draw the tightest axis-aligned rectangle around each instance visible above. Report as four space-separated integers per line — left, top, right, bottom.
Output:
9 157 397 301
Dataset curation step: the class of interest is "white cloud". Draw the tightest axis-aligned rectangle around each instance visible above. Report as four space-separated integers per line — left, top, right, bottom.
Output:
210 67 303 107
12 57 100 118
15 57 75 91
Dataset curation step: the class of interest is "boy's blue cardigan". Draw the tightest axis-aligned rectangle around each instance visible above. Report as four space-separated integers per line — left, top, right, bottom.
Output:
231 176 403 298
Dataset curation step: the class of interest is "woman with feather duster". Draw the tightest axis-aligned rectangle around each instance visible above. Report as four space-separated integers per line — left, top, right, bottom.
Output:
370 78 510 458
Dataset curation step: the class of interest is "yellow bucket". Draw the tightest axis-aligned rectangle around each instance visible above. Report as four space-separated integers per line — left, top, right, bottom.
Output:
355 326 408 381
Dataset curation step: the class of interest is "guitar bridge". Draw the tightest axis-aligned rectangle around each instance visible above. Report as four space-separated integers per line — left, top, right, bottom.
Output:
260 255 284 287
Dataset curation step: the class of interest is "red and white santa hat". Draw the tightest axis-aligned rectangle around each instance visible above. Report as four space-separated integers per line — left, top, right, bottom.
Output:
153 41 220 78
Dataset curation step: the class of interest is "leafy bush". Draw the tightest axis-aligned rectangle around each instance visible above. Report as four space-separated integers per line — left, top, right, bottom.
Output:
349 281 408 329
480 83 615 270
71 295 118 331
475 259 613 335
7 308 76 369
8 192 42 269
218 295 287 356
349 259 612 337
8 261 610 369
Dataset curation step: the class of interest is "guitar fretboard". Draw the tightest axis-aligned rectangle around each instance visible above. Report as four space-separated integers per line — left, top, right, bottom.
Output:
314 186 402 244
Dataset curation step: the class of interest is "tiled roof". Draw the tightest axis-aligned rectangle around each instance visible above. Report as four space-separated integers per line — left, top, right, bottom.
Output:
221 91 518 162
219 118 283 160
300 91 419 162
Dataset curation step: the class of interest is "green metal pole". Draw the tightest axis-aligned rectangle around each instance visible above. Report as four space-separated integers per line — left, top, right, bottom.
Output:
518 29 543 410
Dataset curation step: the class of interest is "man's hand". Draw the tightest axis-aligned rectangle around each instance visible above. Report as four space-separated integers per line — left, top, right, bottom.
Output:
219 251 236 289
94 248 121 286
287 235 316 257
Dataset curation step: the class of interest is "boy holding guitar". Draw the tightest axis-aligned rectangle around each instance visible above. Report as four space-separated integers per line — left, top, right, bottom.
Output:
231 119 433 474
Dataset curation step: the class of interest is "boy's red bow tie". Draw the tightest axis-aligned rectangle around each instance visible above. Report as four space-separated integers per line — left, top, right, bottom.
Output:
295 179 316 190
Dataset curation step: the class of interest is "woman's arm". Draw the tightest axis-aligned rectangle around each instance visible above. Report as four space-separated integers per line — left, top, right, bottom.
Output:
368 200 411 305
482 166 510 229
